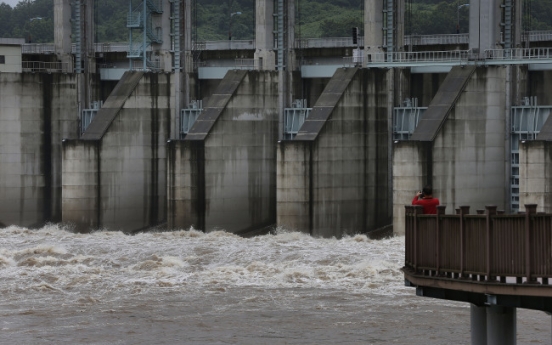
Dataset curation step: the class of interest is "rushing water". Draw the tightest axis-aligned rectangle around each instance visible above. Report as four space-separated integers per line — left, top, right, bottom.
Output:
0 224 549 344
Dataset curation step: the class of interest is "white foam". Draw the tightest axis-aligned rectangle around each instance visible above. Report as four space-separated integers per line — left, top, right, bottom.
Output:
0 225 407 302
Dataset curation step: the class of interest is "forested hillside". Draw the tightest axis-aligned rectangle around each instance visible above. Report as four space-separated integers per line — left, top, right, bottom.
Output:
0 0 550 43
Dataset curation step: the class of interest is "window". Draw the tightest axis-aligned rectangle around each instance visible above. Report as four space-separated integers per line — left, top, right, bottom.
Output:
0 55 5 64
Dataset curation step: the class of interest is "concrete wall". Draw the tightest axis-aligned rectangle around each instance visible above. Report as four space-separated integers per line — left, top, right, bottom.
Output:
254 0 276 70
168 70 279 233
61 140 99 230
519 141 552 213
433 67 507 211
364 0 384 55
528 70 552 105
0 73 78 228
410 73 447 106
393 66 508 235
392 141 427 236
278 68 391 238
469 0 502 57
62 73 171 232
167 140 202 230
54 0 72 66
276 141 311 233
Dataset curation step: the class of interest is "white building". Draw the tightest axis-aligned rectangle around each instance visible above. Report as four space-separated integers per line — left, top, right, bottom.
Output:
0 38 24 73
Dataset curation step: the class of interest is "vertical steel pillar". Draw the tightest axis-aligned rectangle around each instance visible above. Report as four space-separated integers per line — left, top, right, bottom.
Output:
487 306 516 345
471 304 487 345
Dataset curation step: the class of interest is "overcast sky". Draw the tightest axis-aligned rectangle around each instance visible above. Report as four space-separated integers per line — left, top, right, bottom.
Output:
1 0 21 8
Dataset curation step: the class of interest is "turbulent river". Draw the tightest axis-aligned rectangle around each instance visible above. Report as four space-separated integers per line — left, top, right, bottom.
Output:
0 224 549 344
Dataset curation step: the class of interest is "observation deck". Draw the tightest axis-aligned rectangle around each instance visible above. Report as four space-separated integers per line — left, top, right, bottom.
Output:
403 204 552 344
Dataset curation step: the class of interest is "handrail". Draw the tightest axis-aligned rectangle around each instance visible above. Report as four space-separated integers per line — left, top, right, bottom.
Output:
368 50 470 64
22 61 69 73
405 33 469 46
404 204 552 285
485 47 552 60
18 31 552 56
127 11 141 28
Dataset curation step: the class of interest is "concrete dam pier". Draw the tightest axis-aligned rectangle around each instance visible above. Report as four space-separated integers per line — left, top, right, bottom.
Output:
2 0 552 237
167 70 280 234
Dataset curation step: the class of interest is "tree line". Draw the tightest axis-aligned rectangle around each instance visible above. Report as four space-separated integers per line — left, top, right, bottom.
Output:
0 0 550 43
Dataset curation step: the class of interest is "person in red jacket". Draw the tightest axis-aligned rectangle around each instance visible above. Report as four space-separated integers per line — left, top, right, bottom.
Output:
412 185 440 214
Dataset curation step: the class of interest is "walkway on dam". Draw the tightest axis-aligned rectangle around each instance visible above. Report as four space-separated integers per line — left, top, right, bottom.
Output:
403 204 552 344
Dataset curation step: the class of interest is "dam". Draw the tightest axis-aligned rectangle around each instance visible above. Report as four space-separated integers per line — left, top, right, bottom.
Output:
1 0 552 237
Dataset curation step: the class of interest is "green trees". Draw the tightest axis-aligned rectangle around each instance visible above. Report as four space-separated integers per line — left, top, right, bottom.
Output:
0 0 550 43
297 0 363 37
196 0 255 40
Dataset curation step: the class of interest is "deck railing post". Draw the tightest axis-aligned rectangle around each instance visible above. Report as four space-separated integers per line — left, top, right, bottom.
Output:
405 206 413 267
436 205 446 275
413 206 423 272
486 205 497 281
525 204 538 283
460 206 470 278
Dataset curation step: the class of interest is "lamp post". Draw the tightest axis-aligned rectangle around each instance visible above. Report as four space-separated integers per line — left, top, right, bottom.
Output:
457 4 469 34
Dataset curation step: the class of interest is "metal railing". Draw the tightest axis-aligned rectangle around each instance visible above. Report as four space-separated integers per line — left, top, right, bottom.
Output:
485 47 552 60
367 50 470 65
127 11 141 28
202 40 255 50
405 33 469 46
18 31 552 56
180 100 203 138
21 43 55 54
22 43 129 54
22 61 69 73
234 58 259 70
80 101 102 135
393 99 427 140
404 204 552 284
342 53 364 67
194 58 261 70
295 36 363 49
523 30 552 42
283 99 311 140
145 0 162 13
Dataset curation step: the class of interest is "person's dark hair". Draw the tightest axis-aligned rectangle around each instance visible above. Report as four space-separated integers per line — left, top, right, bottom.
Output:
422 185 433 196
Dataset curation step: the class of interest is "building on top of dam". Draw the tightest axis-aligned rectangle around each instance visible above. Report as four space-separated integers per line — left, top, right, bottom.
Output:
1 0 552 238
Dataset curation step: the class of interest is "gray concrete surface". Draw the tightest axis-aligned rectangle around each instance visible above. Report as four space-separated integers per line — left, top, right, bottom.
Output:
519 141 552 213
278 68 391 237
393 66 509 235
62 72 171 232
0 73 78 228
168 70 280 234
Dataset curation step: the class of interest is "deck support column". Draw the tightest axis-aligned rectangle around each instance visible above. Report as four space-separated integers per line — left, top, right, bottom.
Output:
471 305 516 345
470 304 487 345
487 305 516 345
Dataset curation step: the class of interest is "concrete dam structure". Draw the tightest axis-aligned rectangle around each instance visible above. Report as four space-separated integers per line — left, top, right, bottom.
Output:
167 70 280 234
2 0 552 238
62 71 170 232
277 68 390 237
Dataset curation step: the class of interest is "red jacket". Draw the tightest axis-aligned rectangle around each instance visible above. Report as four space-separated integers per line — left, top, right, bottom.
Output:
412 196 440 214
